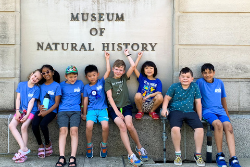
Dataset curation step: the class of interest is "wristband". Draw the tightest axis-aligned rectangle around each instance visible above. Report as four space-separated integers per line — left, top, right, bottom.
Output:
126 54 131 57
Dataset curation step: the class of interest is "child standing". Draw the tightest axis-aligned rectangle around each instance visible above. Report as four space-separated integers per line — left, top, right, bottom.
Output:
32 65 61 158
161 67 205 166
134 52 163 119
82 51 110 158
9 69 42 163
196 63 241 167
55 65 84 167
105 49 148 167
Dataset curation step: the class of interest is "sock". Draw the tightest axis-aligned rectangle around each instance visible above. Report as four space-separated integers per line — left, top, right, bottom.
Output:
101 142 107 146
175 151 181 157
87 142 92 147
195 153 202 158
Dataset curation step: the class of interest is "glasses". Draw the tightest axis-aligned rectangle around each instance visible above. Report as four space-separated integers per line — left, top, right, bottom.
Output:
41 70 50 75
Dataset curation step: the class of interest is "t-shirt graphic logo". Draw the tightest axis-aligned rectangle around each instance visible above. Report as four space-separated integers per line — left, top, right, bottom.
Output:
48 90 55 95
117 84 123 95
28 93 33 97
97 85 102 91
215 88 221 93
74 87 80 92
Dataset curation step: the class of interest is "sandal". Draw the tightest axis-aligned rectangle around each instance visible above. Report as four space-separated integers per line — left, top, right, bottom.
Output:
38 147 45 158
15 156 27 163
12 149 30 160
68 156 77 167
55 156 67 167
45 143 53 157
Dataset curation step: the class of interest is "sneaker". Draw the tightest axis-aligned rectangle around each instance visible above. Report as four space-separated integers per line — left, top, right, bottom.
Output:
128 153 143 167
229 156 241 167
149 111 159 120
174 155 182 166
216 152 227 167
135 146 148 161
194 154 205 166
135 112 144 120
100 143 107 158
86 144 93 158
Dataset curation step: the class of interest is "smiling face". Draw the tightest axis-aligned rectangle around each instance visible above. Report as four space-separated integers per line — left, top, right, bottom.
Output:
202 69 215 83
144 66 155 78
65 73 78 84
29 71 42 84
86 71 99 85
179 72 194 87
41 67 54 82
112 66 125 79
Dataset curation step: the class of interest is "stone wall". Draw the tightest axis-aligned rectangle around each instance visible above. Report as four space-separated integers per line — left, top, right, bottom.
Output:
174 0 250 112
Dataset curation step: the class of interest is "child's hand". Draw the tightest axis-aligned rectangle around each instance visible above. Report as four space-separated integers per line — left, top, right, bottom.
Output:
15 112 21 121
124 49 129 56
38 111 47 117
81 114 86 121
138 51 143 58
143 95 151 102
161 109 169 117
105 51 110 59
20 114 28 123
116 110 124 120
39 105 45 112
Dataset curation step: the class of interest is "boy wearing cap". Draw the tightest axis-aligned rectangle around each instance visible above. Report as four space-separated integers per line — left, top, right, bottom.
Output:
55 65 84 167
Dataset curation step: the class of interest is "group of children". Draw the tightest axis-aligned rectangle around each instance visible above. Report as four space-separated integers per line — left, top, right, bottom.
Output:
9 49 241 167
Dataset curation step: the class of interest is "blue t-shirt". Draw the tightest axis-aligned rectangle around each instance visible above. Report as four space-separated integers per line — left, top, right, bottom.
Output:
84 77 108 111
16 81 40 114
137 73 162 100
196 78 227 115
59 80 84 112
40 81 62 113
166 82 201 113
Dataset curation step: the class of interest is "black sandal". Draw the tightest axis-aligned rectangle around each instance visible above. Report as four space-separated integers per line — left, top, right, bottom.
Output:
55 156 67 167
68 156 77 167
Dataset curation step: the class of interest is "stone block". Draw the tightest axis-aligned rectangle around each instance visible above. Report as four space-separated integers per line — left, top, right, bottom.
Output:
179 14 250 45
0 13 16 44
179 0 250 13
178 48 250 78
0 0 15 11
0 47 16 77
0 115 9 153
0 81 14 111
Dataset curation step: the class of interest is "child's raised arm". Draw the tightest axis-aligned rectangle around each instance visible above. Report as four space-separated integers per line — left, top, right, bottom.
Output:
123 49 135 78
103 51 111 80
134 52 143 78
194 98 202 120
161 95 172 117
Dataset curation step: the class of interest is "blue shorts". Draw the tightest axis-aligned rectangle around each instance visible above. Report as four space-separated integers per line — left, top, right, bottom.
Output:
108 105 133 121
203 112 230 125
86 109 109 123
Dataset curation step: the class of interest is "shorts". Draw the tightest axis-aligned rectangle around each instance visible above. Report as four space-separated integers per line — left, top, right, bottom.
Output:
108 105 133 121
142 100 154 113
57 111 81 128
203 112 230 125
168 111 203 129
14 112 35 120
87 109 109 123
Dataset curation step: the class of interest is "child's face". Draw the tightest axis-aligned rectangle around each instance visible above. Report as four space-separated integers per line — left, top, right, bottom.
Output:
144 66 154 77
179 72 194 86
112 66 125 79
41 67 54 81
29 71 42 84
86 71 99 84
65 73 78 84
202 69 215 83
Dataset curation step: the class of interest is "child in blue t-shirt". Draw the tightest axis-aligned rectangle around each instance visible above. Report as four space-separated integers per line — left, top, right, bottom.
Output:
9 69 42 163
55 65 84 167
161 67 205 167
32 64 61 159
196 63 241 167
134 52 163 120
82 51 110 158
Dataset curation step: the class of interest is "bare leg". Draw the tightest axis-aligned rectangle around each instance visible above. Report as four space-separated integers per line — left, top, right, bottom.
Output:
194 128 204 153
223 122 236 157
125 115 142 149
150 94 163 112
100 121 109 143
59 127 68 156
86 121 94 143
21 118 32 148
134 93 143 112
171 127 181 152
70 127 78 157
114 117 133 156
212 120 223 153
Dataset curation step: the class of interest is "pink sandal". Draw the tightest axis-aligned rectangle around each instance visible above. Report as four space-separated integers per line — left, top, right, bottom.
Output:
15 156 27 163
38 147 45 158
45 144 53 157
12 149 30 161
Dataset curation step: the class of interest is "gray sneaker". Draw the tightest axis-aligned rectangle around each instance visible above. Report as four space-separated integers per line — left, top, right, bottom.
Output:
194 154 205 166
174 155 182 166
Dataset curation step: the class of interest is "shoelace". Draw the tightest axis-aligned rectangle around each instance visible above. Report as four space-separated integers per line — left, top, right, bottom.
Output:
175 156 182 163
197 157 204 163
232 160 239 164
130 154 139 162
140 148 147 155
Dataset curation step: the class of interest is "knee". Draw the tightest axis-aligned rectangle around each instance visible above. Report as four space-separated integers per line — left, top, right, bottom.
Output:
60 128 67 135
70 129 78 136
154 94 163 103
40 122 48 131
86 124 93 131
195 128 204 134
224 123 234 134
102 124 109 132
119 123 127 132
21 124 28 132
9 123 16 131
214 121 223 131
171 127 180 135
134 93 142 101
126 123 135 132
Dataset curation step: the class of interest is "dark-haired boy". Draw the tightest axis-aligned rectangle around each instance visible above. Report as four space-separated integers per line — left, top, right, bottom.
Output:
196 63 241 167
82 51 110 158
161 67 205 166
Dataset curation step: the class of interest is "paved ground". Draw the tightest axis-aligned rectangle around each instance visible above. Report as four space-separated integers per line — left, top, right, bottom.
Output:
0 154 248 167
